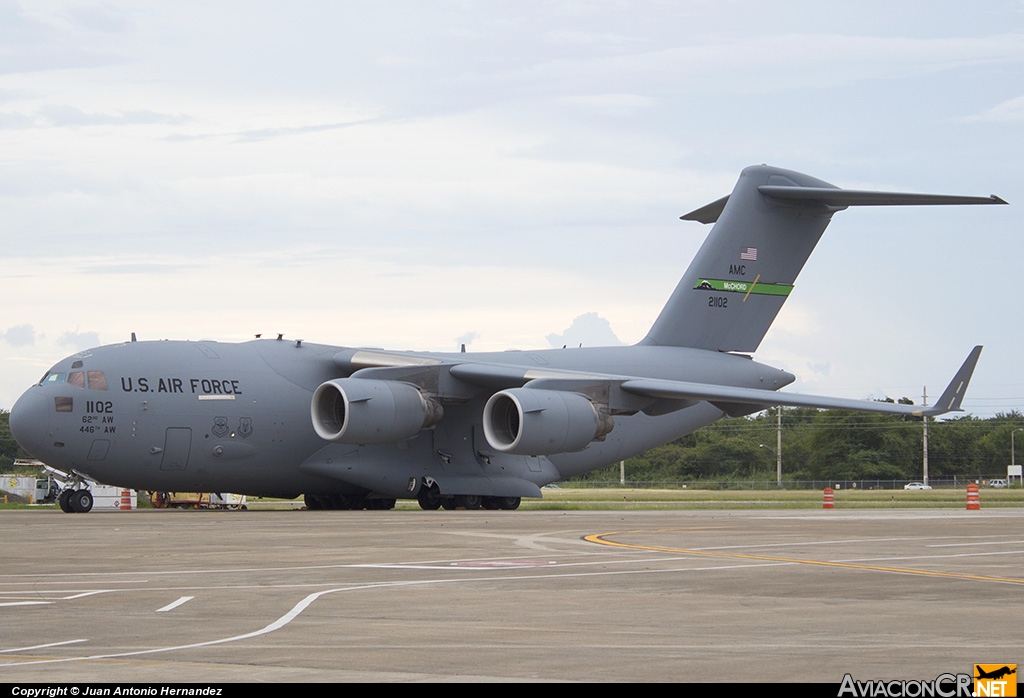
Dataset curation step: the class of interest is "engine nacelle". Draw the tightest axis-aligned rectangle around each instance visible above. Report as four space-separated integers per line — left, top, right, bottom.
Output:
311 378 443 444
482 388 614 456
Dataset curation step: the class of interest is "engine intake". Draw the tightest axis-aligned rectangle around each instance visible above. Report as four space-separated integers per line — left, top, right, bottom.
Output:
311 378 443 444
482 388 613 456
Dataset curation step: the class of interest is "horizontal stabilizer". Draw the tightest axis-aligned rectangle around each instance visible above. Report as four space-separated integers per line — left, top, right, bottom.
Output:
680 195 730 224
757 186 1008 209
681 182 1007 224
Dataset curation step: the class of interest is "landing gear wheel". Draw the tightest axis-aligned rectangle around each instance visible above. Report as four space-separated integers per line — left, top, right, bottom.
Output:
58 490 74 513
497 496 521 510
455 495 482 510
418 485 442 510
70 490 93 513
482 497 500 510
337 494 360 510
366 498 396 510
440 497 458 511
304 493 323 510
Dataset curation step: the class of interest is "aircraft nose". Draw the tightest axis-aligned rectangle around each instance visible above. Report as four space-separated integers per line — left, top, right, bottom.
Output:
9 390 50 456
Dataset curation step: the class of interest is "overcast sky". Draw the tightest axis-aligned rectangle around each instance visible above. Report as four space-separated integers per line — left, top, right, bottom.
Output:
1 0 1022 418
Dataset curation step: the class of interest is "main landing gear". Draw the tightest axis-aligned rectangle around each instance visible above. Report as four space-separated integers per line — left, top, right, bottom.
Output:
303 490 521 511
416 484 520 511
303 493 396 511
58 488 94 513
305 482 521 512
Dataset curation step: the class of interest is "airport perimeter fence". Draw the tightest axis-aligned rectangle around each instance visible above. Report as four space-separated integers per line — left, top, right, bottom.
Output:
563 476 1012 491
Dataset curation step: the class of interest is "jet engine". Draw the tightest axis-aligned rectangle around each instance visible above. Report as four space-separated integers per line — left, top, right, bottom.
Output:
482 388 614 456
311 378 443 444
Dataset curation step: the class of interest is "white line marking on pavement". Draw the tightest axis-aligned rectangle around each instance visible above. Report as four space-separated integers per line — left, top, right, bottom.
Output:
156 596 195 613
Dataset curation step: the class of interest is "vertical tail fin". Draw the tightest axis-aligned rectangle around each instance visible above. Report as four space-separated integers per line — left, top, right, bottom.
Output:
641 165 1005 352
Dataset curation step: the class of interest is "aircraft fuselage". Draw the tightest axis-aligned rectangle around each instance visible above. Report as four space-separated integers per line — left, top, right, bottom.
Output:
10 338 790 500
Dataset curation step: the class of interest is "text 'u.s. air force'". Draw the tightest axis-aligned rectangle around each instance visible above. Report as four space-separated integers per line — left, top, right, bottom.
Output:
119 377 242 395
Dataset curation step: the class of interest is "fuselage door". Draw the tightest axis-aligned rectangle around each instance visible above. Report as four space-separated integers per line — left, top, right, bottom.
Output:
160 428 192 471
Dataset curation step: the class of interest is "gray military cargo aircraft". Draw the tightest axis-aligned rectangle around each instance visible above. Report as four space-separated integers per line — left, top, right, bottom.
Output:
8 165 1006 512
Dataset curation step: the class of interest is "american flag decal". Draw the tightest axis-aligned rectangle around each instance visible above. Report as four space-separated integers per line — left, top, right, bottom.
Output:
740 247 757 261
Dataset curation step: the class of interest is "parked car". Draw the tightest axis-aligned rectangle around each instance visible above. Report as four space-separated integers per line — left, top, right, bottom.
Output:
988 479 1008 488
904 482 933 490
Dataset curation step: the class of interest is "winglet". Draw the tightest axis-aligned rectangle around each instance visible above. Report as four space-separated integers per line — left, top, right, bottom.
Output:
922 346 983 416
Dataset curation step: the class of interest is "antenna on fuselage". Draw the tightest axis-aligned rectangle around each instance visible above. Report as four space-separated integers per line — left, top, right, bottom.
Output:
131 332 137 342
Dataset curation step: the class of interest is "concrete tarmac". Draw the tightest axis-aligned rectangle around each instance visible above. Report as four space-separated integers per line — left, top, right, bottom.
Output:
1 507 1022 683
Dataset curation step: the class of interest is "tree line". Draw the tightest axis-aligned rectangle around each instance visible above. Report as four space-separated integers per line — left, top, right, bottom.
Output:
0 410 31 467
573 407 1024 484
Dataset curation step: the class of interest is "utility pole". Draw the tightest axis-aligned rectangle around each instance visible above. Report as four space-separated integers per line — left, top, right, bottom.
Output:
759 406 783 488
776 405 783 487
922 386 929 486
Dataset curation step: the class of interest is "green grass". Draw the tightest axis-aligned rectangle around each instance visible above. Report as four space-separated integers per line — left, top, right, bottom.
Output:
4 487 1023 511
515 487 1024 509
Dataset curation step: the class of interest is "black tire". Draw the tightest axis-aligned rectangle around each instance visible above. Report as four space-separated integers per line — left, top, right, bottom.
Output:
58 489 74 513
455 494 482 510
481 497 500 510
367 498 396 510
418 485 442 510
70 490 94 513
332 494 358 510
440 497 457 511
304 493 323 510
497 496 521 510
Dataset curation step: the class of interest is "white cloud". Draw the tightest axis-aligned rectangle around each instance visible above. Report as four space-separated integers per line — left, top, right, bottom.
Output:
546 312 623 348
58 330 101 351
455 331 480 348
962 95 1024 123
2 325 36 347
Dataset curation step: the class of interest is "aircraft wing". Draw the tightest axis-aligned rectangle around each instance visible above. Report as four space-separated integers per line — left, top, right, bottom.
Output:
620 345 982 418
351 345 982 419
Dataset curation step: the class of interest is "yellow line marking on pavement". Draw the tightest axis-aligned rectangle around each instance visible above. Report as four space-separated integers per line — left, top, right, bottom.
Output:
583 531 1024 585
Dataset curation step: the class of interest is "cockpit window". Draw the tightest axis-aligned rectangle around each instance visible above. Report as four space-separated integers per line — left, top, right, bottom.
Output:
54 396 73 413
38 369 108 390
87 371 108 391
38 366 106 388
